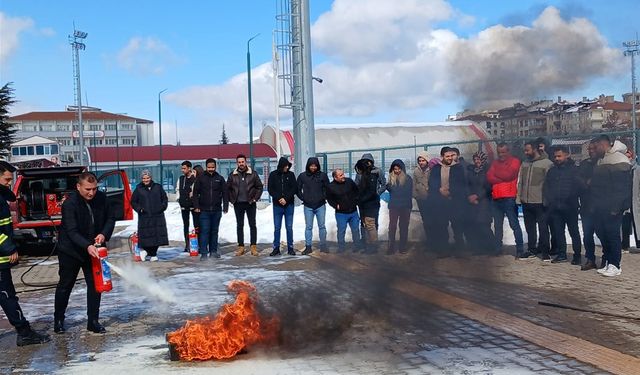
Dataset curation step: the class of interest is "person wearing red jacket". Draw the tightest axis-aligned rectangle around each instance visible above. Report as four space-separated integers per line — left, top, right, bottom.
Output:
487 143 525 257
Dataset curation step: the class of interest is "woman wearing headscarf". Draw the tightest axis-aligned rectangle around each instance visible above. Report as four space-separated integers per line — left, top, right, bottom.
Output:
130 170 169 261
465 151 495 254
386 159 413 254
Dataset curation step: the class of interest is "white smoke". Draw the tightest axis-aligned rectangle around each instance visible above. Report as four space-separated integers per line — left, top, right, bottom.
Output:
107 261 177 304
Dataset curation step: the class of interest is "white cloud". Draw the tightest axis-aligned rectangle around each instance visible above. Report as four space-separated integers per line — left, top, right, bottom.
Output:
39 27 56 37
0 12 34 64
116 36 184 76
166 1 622 144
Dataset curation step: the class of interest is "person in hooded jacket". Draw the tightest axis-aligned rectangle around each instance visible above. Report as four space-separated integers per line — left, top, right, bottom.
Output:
268 157 297 256
326 168 360 253
0 161 50 346
356 158 381 253
176 160 196 253
130 169 169 261
192 158 229 260
465 151 496 254
386 160 413 254
412 151 430 243
355 153 386 231
297 157 330 255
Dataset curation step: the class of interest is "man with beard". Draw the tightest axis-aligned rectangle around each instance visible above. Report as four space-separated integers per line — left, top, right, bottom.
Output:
326 168 360 253
268 157 297 256
518 141 553 260
0 161 50 346
543 146 583 264
227 154 263 256
427 147 467 253
54 172 115 334
578 141 599 270
193 158 229 260
176 160 196 253
297 157 330 255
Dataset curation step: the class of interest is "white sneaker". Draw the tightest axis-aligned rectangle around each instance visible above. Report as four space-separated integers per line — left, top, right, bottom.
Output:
150 256 158 262
139 250 147 262
601 264 621 277
596 263 609 274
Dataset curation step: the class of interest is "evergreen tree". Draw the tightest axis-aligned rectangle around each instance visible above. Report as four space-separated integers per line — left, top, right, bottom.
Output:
0 82 18 158
219 123 229 144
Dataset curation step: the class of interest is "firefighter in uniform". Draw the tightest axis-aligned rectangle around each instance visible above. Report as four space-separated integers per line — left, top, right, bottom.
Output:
54 171 115 334
0 161 50 346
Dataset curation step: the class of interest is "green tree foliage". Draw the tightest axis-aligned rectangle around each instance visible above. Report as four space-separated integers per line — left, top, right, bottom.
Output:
0 83 18 157
220 123 229 144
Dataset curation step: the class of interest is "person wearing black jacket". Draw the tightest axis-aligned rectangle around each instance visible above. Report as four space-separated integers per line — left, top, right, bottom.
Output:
427 147 467 253
176 160 196 253
465 151 495 254
356 158 381 253
0 161 50 346
543 146 584 264
386 160 413 254
578 141 598 270
326 168 360 253
297 157 330 255
131 170 169 261
193 158 229 260
228 154 263 256
268 157 297 256
54 172 115 335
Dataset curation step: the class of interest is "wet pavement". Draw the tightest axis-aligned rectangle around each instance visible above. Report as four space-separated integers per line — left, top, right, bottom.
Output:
1 235 638 374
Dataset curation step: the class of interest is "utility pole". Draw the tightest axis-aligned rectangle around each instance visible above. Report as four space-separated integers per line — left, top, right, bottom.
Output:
247 33 260 169
158 88 167 185
624 38 639 157
69 28 87 166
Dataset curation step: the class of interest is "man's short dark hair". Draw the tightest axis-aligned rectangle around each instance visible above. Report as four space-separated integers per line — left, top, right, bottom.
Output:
440 146 451 157
181 160 192 168
236 154 247 161
524 140 536 149
592 134 611 145
554 145 570 154
78 171 97 184
205 158 217 166
497 142 509 149
0 161 16 174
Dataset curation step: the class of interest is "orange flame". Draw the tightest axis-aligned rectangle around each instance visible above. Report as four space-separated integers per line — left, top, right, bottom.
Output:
167 280 279 361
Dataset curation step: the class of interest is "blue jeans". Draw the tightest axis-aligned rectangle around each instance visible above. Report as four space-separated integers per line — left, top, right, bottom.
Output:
199 210 222 255
581 213 596 262
303 205 327 246
594 212 623 268
492 198 524 254
336 211 360 247
273 204 294 249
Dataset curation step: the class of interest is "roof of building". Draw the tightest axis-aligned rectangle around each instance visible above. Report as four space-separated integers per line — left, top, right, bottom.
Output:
88 143 276 163
12 135 57 146
9 110 153 123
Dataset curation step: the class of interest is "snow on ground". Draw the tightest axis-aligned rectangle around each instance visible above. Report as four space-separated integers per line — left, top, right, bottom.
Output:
115 202 608 248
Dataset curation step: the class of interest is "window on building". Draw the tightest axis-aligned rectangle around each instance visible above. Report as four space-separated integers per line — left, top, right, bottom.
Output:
89 124 101 131
36 145 45 155
40 125 53 131
12 148 18 156
27 146 34 155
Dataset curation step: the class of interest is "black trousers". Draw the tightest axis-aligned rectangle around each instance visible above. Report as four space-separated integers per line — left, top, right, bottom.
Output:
0 268 29 330
522 203 550 255
548 208 582 257
54 252 101 322
144 246 159 257
234 202 257 246
181 208 198 249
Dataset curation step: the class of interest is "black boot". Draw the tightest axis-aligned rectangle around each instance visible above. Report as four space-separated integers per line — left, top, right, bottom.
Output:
54 320 66 334
571 254 582 266
87 320 106 334
17 325 51 347
269 247 281 256
387 241 396 255
287 247 296 256
302 245 313 255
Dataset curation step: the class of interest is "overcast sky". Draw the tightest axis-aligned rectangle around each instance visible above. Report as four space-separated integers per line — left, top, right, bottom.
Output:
1 0 638 145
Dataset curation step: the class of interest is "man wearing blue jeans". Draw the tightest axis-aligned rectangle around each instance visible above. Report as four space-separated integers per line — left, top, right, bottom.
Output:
487 143 525 257
297 157 330 255
268 157 297 256
326 168 360 252
192 158 229 260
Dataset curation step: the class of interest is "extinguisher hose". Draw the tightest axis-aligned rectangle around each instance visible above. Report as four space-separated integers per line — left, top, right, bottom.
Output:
17 219 82 293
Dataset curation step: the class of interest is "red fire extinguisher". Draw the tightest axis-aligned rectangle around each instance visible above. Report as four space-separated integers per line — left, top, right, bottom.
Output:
189 230 199 257
91 245 113 293
131 232 141 261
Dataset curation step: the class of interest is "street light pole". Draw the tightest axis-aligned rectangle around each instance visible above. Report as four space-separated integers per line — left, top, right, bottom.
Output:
247 33 260 169
158 88 167 185
624 39 639 157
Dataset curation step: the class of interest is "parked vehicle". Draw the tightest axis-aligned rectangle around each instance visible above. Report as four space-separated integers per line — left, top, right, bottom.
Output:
9 166 133 254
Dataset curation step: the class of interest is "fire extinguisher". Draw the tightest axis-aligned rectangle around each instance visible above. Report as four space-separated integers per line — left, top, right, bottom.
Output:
91 244 113 293
131 232 141 261
189 230 199 257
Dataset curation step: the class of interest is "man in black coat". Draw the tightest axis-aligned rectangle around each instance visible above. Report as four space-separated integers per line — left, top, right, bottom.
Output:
578 141 598 270
326 168 360 253
297 157 330 255
131 170 169 261
0 161 50 346
54 172 115 334
227 154 263 256
543 146 584 264
356 159 381 253
193 158 229 260
177 160 196 253
268 157 297 256
427 147 467 253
